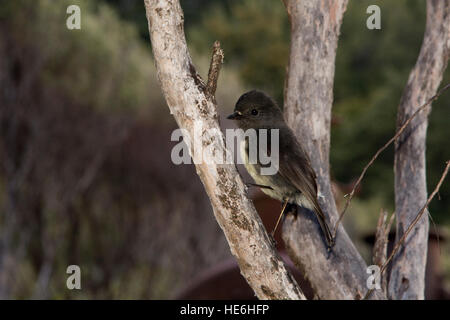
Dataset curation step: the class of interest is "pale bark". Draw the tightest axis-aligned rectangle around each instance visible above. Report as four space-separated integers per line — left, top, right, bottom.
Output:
390 0 450 300
282 0 385 299
144 0 305 300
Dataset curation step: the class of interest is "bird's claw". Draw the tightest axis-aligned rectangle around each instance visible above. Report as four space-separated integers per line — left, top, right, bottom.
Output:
269 233 277 246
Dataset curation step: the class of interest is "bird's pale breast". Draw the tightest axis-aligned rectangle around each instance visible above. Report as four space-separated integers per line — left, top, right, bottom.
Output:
241 138 296 202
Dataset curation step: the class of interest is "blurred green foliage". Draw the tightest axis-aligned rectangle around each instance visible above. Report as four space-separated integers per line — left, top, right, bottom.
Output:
0 0 168 117
334 0 449 224
104 0 231 40
188 0 289 102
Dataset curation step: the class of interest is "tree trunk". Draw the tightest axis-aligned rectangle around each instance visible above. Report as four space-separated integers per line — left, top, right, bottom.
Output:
282 0 385 299
390 0 450 300
144 0 305 300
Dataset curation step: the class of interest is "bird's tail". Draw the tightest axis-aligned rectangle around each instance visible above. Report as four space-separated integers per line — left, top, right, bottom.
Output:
298 195 335 249
314 207 335 250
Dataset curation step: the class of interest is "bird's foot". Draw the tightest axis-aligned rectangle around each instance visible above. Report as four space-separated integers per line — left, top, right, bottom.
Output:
326 237 336 254
285 203 298 219
269 233 277 246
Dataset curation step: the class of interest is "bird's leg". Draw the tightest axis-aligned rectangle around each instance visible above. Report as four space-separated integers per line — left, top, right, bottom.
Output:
271 199 289 238
245 182 273 190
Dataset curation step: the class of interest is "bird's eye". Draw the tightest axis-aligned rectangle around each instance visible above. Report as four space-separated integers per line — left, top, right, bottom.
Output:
251 109 258 116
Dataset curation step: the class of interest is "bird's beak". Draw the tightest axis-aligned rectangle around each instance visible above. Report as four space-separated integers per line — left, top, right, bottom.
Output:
227 111 242 120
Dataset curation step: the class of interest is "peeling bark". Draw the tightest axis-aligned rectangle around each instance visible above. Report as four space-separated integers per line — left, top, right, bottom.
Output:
282 0 385 299
144 0 305 300
390 0 450 300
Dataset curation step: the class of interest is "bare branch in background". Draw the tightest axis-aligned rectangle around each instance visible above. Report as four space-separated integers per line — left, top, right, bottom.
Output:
365 161 450 299
281 0 385 299
144 0 305 300
390 0 450 300
206 41 224 99
334 83 450 236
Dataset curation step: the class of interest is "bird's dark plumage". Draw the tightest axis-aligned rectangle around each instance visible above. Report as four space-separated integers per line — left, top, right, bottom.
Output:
228 90 334 248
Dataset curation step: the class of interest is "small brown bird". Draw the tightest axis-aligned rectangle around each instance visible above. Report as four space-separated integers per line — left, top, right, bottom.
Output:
227 90 334 249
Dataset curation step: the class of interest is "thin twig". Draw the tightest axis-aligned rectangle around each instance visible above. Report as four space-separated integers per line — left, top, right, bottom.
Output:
363 160 450 299
333 83 450 238
206 41 224 98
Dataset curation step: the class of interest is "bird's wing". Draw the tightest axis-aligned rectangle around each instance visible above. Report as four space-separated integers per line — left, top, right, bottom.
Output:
277 130 334 247
276 128 326 221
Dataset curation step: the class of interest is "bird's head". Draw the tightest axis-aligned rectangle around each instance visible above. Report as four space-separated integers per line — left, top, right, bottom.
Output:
227 90 284 130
